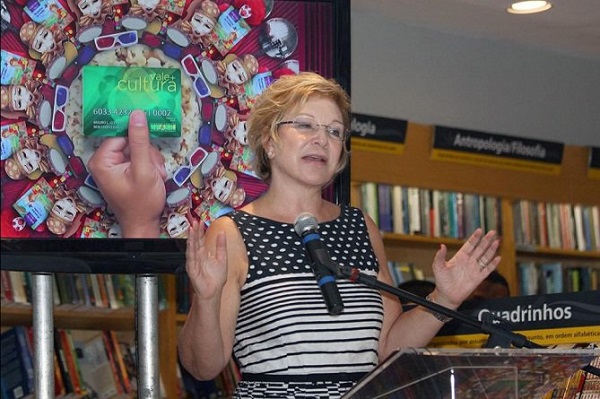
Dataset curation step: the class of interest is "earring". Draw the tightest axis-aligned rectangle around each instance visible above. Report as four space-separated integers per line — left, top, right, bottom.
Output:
267 151 274 159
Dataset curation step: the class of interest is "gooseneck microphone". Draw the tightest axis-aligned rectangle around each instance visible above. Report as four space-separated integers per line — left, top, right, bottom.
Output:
294 212 344 315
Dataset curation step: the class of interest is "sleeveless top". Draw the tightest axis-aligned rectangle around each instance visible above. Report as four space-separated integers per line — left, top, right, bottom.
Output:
226 205 383 397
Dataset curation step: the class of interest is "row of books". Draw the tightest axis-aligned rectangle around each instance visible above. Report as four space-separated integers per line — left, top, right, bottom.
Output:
0 326 136 399
360 183 502 239
513 200 600 252
0 271 167 311
0 324 240 399
518 261 599 295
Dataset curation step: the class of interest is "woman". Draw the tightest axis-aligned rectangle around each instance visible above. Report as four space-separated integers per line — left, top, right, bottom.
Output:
178 72 501 397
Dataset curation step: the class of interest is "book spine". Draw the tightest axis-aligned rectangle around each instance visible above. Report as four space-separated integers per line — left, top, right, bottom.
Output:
101 331 124 394
407 187 421 235
109 331 132 393
59 329 82 395
1 270 14 302
54 329 74 394
15 326 34 393
391 185 405 234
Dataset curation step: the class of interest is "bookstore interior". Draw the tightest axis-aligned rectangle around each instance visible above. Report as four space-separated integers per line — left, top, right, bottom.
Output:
1 0 599 398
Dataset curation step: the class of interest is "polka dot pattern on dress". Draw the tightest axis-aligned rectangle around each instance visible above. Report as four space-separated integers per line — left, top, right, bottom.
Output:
229 206 379 284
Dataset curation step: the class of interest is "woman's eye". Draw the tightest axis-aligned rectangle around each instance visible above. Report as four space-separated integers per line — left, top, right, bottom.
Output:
297 122 313 130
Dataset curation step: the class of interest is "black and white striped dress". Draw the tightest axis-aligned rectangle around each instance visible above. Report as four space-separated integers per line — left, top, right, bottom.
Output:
227 205 384 398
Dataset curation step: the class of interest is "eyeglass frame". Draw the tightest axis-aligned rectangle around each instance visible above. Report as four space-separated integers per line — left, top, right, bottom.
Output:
276 119 349 141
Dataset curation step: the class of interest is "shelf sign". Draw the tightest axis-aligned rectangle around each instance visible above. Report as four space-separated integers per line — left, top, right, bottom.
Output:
350 113 407 155
430 291 600 348
588 147 600 180
432 126 564 175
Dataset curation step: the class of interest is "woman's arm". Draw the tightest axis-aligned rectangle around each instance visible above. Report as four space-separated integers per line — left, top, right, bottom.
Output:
362 212 501 360
177 217 247 380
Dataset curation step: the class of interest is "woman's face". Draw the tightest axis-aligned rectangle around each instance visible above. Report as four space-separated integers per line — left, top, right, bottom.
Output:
268 96 344 187
10 85 34 111
211 175 234 203
52 196 77 223
231 120 248 145
191 11 215 36
77 0 102 17
32 26 57 53
225 59 249 85
16 148 41 175
167 213 190 237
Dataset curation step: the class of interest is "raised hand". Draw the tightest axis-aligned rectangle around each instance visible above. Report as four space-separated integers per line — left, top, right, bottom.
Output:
88 110 167 237
430 228 501 308
186 220 228 300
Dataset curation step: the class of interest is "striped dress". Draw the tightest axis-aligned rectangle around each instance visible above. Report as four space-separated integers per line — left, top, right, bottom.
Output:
227 205 384 398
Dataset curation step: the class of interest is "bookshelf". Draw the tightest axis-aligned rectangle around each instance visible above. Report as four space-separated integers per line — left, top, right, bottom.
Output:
0 274 181 398
350 122 600 294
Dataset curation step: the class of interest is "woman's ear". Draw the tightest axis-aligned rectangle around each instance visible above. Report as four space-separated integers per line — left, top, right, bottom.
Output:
263 138 275 159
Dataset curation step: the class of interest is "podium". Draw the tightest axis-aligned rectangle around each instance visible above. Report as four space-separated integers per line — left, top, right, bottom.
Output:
343 347 598 399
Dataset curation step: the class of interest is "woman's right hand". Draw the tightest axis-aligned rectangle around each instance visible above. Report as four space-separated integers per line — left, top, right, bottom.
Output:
186 220 228 299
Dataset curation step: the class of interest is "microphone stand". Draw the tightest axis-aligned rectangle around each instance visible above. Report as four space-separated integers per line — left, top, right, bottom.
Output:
335 264 543 349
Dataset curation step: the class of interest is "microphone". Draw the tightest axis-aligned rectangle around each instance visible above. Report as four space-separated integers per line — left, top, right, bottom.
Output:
294 212 344 315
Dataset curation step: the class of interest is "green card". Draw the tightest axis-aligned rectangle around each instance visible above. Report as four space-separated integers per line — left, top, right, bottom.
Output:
82 65 182 137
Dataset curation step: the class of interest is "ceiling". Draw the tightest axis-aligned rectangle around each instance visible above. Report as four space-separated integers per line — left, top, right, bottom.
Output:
352 0 600 61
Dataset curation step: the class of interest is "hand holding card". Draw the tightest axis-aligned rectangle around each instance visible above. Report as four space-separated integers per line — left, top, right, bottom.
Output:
87 110 167 238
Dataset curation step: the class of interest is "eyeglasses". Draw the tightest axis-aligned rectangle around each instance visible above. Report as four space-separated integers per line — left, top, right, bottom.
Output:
173 146 209 187
276 118 348 141
52 85 68 132
94 31 138 51
140 31 181 60
181 54 210 98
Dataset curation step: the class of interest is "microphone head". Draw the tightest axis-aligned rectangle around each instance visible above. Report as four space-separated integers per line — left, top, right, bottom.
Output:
294 212 319 236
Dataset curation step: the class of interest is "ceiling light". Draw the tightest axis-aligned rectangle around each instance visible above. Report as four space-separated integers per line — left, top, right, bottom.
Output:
507 1 552 14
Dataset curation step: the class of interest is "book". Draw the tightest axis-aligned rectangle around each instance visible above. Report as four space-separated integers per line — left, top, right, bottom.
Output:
88 274 103 308
58 329 83 395
407 187 421 235
1 270 14 302
377 183 393 233
96 275 111 308
537 201 549 247
71 330 120 399
53 329 75 394
463 193 480 236
0 327 34 399
8 271 28 304
592 206 600 250
518 261 538 295
540 262 563 294
108 331 132 394
431 190 442 237
361 182 379 228
391 185 405 234
419 188 431 236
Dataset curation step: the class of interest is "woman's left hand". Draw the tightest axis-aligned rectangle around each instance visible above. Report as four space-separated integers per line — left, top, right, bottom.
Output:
430 228 501 308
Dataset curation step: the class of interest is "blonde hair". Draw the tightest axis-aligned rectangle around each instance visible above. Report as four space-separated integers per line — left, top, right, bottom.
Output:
247 72 351 182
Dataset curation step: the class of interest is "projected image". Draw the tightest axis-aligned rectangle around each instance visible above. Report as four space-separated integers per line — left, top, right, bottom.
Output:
1 0 336 240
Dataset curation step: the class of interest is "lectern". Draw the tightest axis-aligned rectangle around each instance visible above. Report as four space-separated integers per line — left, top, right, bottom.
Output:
343 347 598 399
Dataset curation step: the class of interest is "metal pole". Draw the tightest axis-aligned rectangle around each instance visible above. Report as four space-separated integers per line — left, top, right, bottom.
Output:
32 272 54 399
136 274 159 399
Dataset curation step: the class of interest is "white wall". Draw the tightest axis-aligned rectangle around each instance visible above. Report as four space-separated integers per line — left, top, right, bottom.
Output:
351 10 600 147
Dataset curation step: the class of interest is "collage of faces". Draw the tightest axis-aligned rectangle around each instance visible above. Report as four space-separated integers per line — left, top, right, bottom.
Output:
1 0 334 240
